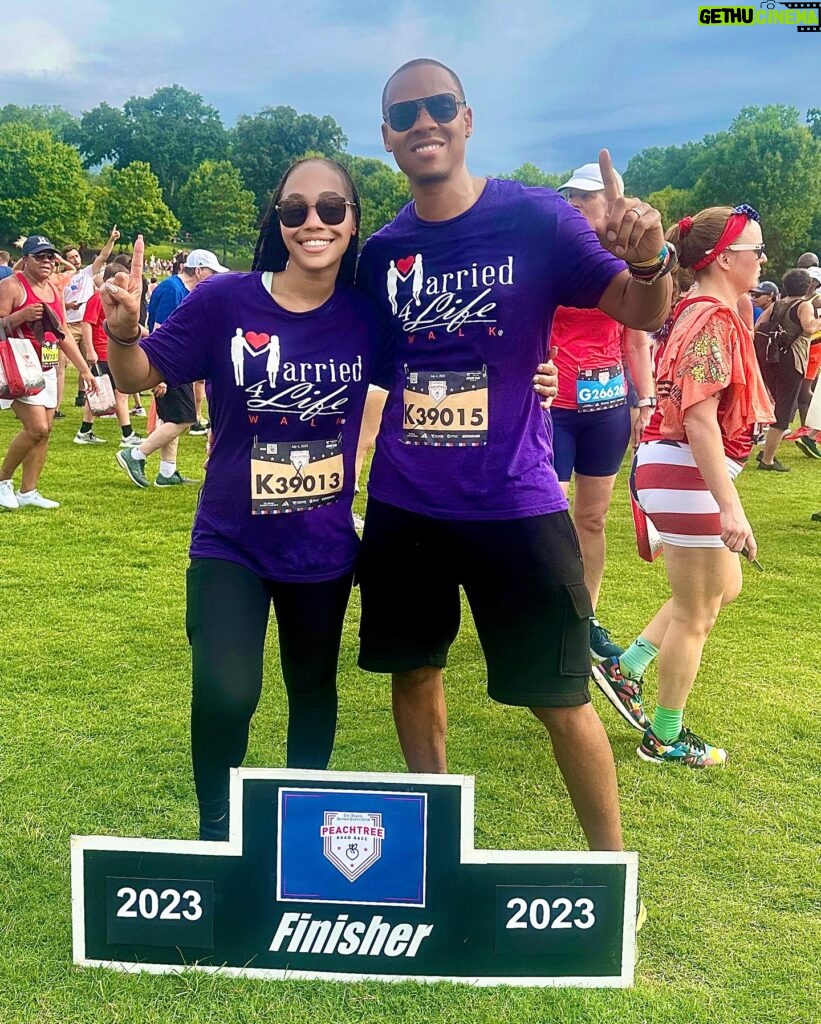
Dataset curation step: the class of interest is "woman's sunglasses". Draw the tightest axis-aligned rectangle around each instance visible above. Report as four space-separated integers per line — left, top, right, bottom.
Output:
275 195 356 228
725 243 766 259
384 92 466 133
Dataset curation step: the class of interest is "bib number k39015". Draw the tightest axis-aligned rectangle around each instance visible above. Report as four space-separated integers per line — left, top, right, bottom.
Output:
402 366 488 447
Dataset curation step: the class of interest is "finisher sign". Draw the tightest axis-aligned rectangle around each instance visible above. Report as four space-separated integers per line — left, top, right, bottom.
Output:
72 769 638 987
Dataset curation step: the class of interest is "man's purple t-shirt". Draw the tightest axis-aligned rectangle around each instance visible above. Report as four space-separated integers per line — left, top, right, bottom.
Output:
357 177 625 520
141 272 378 582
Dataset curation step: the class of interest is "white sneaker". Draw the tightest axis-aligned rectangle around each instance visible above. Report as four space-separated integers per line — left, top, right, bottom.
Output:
0 479 19 510
74 431 107 445
16 489 60 509
119 433 146 447
131 407 147 417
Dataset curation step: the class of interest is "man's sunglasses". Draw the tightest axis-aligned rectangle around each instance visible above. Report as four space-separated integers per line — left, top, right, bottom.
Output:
30 252 56 261
384 92 466 133
275 195 356 228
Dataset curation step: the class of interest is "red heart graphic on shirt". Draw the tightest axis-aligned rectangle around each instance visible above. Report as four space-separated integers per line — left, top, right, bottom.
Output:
246 331 270 350
396 256 415 275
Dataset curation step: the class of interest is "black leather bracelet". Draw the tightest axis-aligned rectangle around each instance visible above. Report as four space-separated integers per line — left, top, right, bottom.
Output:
103 319 142 347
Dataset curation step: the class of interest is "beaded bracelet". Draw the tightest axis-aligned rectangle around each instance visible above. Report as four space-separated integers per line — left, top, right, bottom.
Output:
103 319 142 347
627 244 678 286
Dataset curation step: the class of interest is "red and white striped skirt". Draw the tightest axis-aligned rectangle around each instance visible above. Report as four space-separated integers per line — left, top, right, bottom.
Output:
632 440 743 548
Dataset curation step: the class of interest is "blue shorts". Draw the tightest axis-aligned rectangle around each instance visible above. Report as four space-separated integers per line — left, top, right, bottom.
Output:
551 404 631 481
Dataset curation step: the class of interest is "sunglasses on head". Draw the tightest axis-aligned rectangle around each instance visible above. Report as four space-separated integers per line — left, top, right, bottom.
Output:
275 195 356 228
384 92 466 133
30 251 56 261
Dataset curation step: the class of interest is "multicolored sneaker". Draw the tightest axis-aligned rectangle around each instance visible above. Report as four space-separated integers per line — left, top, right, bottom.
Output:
637 726 727 767
589 618 624 661
591 657 649 732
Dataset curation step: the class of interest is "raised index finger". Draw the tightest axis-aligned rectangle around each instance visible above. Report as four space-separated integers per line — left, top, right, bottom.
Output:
130 235 144 289
598 149 623 202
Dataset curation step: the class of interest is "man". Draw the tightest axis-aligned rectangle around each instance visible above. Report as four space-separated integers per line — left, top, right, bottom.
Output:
0 250 12 281
796 252 819 270
116 249 228 487
750 280 778 324
63 227 120 407
355 59 672 856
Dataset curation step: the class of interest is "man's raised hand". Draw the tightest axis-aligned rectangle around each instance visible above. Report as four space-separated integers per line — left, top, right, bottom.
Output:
598 148 665 265
101 235 143 337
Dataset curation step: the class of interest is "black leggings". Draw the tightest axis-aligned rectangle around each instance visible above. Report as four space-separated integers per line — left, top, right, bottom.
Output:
186 557 353 818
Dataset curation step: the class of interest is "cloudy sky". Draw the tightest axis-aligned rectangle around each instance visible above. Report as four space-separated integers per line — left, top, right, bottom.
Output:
2 0 818 177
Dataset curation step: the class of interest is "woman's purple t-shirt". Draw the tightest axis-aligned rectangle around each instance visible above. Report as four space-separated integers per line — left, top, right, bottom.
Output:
141 272 379 581
357 177 625 520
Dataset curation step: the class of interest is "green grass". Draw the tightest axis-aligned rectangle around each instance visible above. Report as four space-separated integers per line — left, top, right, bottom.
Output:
0 378 819 1023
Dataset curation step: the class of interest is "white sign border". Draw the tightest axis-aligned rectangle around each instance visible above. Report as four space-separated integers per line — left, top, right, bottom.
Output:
71 767 638 988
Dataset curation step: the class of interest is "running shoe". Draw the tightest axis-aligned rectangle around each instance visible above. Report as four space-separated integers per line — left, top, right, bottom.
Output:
795 435 821 460
52 410 66 420
812 511 821 523
189 422 209 436
757 458 789 472
783 426 810 442
131 406 147 417
119 433 146 448
0 479 19 510
73 430 106 445
155 470 199 486
590 618 624 661
115 448 149 488
353 513 366 533
637 725 727 767
591 657 649 732
16 489 59 509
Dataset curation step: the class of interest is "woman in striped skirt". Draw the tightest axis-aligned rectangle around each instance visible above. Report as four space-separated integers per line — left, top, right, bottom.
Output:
595 205 774 766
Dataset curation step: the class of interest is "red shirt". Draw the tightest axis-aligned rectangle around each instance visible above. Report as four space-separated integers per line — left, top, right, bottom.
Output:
549 305 625 409
81 291 107 361
13 272 64 368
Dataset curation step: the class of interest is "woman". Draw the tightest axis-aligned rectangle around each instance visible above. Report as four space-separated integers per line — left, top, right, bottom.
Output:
102 159 383 838
598 205 773 766
552 162 656 665
0 235 97 510
756 267 821 471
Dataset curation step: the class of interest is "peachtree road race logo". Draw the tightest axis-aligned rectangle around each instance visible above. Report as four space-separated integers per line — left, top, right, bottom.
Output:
321 811 385 882
699 3 821 29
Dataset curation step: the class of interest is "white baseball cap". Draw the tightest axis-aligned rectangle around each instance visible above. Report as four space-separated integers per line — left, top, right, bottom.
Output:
185 249 229 273
806 266 821 284
559 162 623 194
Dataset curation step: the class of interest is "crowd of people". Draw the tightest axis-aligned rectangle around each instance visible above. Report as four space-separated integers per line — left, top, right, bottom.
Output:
2 62 818 896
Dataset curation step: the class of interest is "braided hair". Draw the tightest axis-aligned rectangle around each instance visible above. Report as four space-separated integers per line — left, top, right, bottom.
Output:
252 158 361 288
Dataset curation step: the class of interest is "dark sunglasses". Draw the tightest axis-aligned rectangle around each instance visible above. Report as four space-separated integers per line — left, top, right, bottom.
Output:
275 195 356 228
384 92 466 133
30 251 56 261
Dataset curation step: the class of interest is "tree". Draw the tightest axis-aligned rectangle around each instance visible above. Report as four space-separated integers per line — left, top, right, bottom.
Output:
335 155 411 242
177 161 258 258
0 124 93 245
688 106 821 271
623 140 709 198
0 104 78 143
646 186 694 228
229 106 348 214
497 162 568 190
74 87 228 206
92 162 179 244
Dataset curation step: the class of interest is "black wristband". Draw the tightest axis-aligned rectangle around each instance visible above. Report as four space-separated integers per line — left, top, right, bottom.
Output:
103 319 142 347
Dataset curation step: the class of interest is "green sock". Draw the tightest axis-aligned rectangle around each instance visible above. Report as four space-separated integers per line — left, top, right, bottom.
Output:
652 705 683 743
619 637 659 680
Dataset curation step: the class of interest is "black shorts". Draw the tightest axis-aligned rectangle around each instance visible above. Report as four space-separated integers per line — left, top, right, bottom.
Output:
357 499 593 708
156 382 196 425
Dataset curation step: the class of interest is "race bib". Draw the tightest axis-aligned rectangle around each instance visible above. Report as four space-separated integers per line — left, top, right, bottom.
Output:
250 438 343 515
576 364 627 412
402 367 488 447
40 339 59 368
